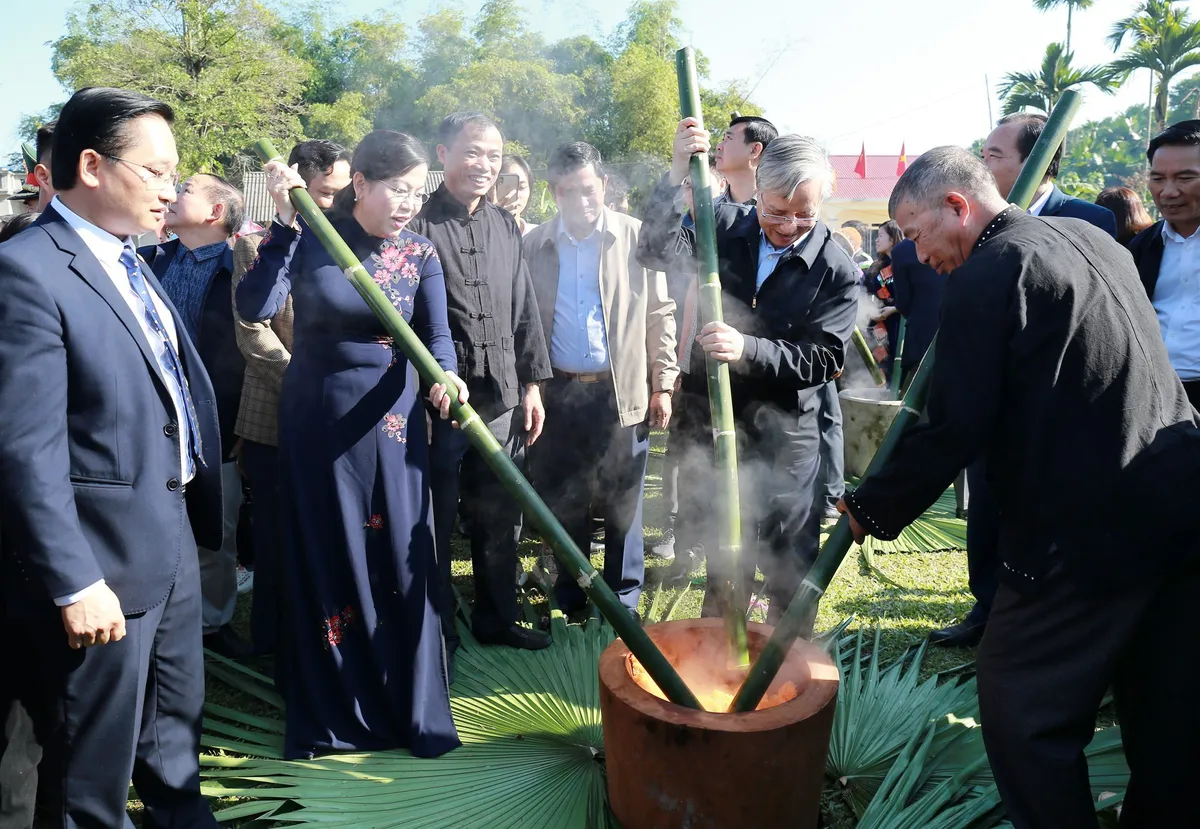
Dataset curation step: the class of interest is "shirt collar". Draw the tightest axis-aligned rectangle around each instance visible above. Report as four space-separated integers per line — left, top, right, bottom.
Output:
557 209 607 245
424 183 484 221
1027 187 1053 216
179 239 228 262
52 195 134 264
1162 221 1200 244
973 204 1021 252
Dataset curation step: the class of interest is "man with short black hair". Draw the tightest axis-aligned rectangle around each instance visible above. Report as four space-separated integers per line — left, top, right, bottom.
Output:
288 139 353 204
526 141 676 617
715 115 778 205
841 144 1200 829
410 112 553 656
140 173 249 658
0 85 223 827
983 112 1117 235
1129 120 1200 406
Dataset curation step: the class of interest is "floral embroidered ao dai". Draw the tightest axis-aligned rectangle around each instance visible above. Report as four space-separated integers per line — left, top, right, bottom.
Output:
236 216 460 760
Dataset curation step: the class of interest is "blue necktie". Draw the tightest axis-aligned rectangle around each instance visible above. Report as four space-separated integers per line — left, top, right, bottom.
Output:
120 245 204 477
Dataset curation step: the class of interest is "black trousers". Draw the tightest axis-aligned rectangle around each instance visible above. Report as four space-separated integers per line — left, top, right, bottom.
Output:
531 376 649 614
428 391 526 639
14 537 215 828
242 440 281 655
977 555 1200 828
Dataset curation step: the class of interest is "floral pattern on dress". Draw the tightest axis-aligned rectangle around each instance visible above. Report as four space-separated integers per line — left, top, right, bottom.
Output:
368 237 437 313
382 413 407 443
322 605 356 648
364 513 384 531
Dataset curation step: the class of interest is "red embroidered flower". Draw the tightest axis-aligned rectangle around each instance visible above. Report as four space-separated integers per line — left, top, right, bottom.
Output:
382 413 407 443
365 514 384 530
322 605 357 647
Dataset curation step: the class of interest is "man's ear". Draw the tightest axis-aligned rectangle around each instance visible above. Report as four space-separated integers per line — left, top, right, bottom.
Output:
946 191 971 222
34 163 52 190
209 201 226 227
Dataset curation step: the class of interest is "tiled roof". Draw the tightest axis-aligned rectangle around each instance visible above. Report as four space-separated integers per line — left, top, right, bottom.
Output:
830 154 917 201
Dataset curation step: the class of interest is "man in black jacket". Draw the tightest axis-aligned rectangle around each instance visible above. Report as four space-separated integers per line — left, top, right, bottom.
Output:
937 111 1123 649
140 173 249 658
1128 120 1200 407
409 112 553 655
841 145 1200 829
638 118 858 621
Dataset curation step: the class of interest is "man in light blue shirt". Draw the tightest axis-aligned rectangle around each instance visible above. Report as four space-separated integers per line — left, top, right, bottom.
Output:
525 142 678 618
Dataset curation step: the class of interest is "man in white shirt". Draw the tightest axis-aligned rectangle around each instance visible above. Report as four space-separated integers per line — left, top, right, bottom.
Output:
1131 120 1200 409
0 86 223 827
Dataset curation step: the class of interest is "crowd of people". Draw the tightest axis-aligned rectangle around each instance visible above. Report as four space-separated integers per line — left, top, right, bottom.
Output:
0 80 1199 829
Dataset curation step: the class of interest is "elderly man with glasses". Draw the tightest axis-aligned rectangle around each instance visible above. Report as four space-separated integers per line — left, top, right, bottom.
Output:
638 117 859 624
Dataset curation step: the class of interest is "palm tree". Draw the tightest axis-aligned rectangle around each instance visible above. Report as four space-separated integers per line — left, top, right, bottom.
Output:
1107 0 1200 135
1033 0 1096 55
998 42 1116 117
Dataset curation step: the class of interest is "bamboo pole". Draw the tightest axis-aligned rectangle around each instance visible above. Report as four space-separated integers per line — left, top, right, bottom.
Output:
890 317 907 396
250 139 702 710
728 89 1084 713
675 47 749 668
851 326 886 387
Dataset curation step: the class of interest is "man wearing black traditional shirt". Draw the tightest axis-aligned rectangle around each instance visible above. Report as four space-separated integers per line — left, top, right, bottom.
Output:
840 146 1200 828
409 112 553 656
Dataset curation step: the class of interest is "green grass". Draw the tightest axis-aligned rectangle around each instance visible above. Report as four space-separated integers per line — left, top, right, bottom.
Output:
199 433 979 826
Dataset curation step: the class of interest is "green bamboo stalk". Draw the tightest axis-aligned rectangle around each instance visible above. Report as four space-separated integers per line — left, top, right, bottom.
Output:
675 47 749 668
728 89 1084 713
851 326 886 387
890 317 907 396
251 139 701 710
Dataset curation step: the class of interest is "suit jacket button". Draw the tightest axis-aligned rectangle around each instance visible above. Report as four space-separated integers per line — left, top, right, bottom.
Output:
164 423 177 437
167 478 180 491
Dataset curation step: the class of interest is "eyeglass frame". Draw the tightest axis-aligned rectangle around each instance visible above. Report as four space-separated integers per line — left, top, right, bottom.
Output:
754 190 820 229
372 179 430 207
104 155 180 191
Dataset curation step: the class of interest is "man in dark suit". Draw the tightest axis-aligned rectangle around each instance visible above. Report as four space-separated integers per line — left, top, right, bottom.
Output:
640 120 859 623
0 87 222 828
983 111 1117 236
887 237 946 388
930 111 1122 649
140 174 249 658
1128 120 1200 408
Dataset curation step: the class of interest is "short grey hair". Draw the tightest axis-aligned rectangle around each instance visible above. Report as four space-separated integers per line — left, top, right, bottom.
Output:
888 146 999 216
755 134 835 202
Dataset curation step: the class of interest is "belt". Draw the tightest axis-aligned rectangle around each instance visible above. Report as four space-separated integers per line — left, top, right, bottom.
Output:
553 368 607 384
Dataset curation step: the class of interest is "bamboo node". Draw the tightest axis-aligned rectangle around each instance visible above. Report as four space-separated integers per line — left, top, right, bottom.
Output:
576 569 598 590
799 577 825 597
458 412 480 431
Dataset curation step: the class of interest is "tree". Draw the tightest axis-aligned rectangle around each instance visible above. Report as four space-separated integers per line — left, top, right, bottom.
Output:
51 0 308 173
998 42 1115 116
1032 0 1095 55
1107 0 1200 134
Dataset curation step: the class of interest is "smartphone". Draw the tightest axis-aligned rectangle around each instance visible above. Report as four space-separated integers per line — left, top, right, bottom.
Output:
494 173 521 203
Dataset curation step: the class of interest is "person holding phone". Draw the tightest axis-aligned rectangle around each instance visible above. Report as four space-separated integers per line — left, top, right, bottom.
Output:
494 154 538 236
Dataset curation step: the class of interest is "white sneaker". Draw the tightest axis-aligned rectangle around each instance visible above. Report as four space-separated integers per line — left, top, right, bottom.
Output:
236 565 254 594
649 528 676 562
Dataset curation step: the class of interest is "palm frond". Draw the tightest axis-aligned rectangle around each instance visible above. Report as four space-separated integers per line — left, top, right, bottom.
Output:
855 487 967 556
202 621 620 829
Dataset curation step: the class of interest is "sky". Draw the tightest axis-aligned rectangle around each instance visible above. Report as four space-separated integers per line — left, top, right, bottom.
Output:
0 0 1185 160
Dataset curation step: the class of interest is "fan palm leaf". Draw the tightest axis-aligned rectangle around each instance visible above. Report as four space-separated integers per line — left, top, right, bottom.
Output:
829 628 1130 823
855 487 967 557
201 615 620 829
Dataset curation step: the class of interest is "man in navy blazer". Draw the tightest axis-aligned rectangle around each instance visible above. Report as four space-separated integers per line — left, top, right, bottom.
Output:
0 88 222 827
983 112 1117 238
932 112 1121 649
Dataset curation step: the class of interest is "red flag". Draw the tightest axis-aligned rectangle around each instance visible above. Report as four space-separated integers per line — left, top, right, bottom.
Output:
854 143 867 178
896 143 908 176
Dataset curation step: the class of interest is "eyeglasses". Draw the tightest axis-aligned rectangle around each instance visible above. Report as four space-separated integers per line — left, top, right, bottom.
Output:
756 194 819 229
374 180 430 206
105 155 180 191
